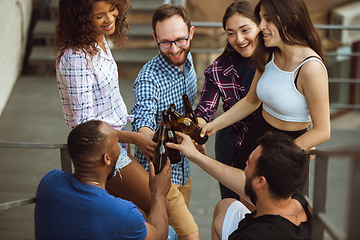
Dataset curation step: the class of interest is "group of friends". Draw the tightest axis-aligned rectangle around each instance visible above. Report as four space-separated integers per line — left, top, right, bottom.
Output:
34 0 331 239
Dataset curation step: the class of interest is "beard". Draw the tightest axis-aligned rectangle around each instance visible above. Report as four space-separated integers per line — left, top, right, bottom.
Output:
160 44 190 67
244 175 257 205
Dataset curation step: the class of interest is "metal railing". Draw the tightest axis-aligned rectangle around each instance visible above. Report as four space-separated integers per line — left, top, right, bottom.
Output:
309 148 360 240
0 142 71 211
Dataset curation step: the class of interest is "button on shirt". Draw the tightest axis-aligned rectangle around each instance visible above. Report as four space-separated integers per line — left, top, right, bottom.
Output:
56 37 133 130
132 52 197 185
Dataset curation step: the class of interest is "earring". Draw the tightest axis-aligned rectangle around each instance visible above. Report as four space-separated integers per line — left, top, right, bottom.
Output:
225 40 234 51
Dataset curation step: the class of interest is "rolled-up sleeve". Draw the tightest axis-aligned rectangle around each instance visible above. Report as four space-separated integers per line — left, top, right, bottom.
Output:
131 73 158 132
57 53 97 128
195 67 221 123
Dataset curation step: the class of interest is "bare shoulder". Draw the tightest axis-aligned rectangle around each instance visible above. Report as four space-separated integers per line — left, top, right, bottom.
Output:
299 57 327 84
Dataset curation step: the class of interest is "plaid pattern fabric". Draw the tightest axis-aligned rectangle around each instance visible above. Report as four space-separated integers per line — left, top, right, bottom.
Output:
132 52 197 185
194 55 255 149
56 37 133 130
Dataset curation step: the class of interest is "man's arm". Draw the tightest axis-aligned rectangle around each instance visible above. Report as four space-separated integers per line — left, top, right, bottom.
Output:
167 132 253 206
144 158 172 240
131 75 159 161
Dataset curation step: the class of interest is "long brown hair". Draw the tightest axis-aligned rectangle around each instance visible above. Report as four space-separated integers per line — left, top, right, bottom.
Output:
54 0 131 65
251 0 327 73
217 1 257 60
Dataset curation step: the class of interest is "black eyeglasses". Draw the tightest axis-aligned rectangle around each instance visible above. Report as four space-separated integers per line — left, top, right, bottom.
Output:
155 31 190 50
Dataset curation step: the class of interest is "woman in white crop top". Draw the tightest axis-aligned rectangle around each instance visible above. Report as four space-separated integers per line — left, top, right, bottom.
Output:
201 0 330 182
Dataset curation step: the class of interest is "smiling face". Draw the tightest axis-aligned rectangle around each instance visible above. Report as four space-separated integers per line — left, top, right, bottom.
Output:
258 5 281 48
91 1 118 42
154 15 194 71
226 13 259 58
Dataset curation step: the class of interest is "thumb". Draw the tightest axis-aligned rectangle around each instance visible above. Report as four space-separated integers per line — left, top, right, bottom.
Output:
200 127 206 138
148 161 155 177
166 142 178 150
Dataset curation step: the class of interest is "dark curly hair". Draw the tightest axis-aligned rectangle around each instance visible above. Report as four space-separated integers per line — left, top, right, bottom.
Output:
54 0 131 65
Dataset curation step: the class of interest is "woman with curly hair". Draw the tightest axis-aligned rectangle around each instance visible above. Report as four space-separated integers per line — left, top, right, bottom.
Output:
55 0 153 215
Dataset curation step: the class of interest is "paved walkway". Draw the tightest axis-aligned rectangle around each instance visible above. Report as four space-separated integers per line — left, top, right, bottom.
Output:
0 75 359 240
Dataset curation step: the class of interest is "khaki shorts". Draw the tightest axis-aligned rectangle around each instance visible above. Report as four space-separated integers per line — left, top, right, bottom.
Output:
167 177 199 237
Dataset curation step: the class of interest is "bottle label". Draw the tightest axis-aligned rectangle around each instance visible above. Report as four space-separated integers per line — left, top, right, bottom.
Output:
183 118 191 126
168 131 174 138
160 145 166 154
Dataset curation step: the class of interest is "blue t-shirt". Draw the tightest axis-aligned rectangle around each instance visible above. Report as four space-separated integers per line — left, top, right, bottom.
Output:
35 169 147 240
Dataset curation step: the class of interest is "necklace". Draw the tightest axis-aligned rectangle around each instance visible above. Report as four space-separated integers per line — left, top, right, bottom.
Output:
80 179 105 189
274 199 298 220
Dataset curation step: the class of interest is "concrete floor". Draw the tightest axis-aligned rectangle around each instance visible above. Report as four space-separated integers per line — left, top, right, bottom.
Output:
0 75 359 240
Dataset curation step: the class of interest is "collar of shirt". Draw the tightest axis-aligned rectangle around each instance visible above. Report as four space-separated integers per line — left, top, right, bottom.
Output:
96 37 113 61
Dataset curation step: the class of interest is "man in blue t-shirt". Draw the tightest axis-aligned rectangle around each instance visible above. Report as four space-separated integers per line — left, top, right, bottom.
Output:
35 120 175 240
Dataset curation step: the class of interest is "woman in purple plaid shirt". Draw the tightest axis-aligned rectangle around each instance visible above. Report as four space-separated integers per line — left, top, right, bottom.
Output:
194 1 260 200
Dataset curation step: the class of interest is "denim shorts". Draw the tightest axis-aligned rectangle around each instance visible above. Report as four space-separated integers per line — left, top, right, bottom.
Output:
114 143 132 175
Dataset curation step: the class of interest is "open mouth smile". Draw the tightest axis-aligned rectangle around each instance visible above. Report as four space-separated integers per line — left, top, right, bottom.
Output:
102 22 114 31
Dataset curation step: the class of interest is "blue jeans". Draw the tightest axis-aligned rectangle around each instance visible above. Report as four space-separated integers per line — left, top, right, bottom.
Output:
215 126 240 200
168 225 178 240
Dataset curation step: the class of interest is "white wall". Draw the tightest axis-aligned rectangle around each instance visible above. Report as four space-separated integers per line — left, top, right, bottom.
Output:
0 0 32 116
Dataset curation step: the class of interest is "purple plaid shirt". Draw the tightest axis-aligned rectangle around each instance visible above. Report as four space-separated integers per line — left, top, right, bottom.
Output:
195 53 256 148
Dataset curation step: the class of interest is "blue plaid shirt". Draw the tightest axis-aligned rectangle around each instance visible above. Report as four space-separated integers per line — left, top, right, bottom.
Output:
131 52 197 185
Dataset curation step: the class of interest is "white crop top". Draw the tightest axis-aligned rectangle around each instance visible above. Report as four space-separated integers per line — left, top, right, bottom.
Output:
256 53 327 122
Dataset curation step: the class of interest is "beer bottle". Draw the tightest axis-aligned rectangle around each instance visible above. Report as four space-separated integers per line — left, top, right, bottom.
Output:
168 104 182 132
153 124 168 175
162 110 181 164
152 110 166 143
168 106 208 145
182 94 198 124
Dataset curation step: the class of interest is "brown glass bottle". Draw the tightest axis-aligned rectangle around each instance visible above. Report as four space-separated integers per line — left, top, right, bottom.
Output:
182 94 198 124
152 110 166 143
168 106 208 145
153 124 168 175
162 110 181 164
168 104 182 132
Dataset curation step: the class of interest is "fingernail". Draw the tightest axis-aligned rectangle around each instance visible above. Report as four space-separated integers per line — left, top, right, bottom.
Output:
200 133 204 138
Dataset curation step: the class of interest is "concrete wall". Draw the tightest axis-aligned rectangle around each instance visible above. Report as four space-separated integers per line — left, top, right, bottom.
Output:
0 0 32 116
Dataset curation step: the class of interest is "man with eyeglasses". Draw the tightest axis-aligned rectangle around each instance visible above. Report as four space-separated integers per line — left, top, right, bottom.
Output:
131 3 199 240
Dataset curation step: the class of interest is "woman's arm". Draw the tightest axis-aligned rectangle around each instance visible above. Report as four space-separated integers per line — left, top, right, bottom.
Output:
201 70 262 136
194 68 222 123
116 129 156 161
294 61 331 149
